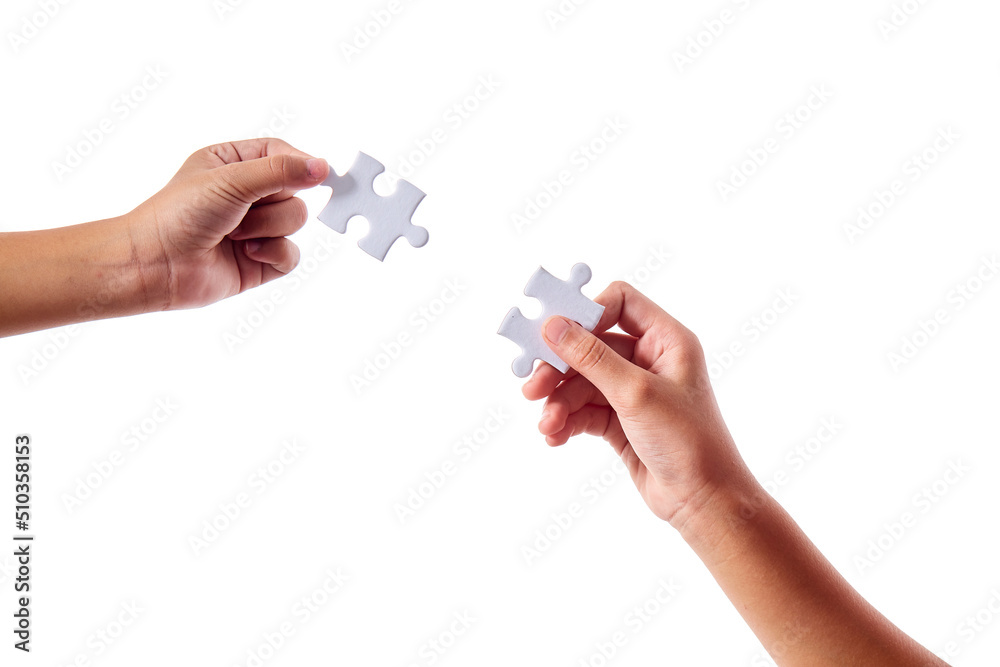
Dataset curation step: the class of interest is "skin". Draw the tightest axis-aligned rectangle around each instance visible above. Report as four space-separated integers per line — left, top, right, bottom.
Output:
523 281 949 666
0 138 329 338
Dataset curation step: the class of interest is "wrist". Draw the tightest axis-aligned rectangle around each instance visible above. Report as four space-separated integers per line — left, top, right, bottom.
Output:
73 214 171 321
668 470 773 559
118 210 172 314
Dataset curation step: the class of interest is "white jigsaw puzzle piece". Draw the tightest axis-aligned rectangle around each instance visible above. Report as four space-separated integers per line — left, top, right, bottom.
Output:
498 263 605 378
318 152 429 261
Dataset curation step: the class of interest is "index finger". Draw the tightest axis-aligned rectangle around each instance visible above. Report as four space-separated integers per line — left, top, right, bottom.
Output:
593 281 688 339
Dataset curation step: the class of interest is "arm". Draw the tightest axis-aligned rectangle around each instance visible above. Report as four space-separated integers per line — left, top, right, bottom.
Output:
522 282 946 666
0 138 329 338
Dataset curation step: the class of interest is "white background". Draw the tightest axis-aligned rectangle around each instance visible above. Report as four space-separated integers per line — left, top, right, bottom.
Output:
1 0 999 665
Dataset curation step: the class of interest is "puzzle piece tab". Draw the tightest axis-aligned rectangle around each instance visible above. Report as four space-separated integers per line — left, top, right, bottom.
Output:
318 152 428 261
498 263 605 378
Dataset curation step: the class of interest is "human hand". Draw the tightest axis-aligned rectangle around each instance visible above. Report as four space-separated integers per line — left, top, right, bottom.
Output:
125 138 330 310
522 282 754 525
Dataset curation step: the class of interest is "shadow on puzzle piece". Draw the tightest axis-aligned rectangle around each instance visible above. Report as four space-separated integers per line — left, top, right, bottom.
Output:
318 152 429 261
498 263 605 378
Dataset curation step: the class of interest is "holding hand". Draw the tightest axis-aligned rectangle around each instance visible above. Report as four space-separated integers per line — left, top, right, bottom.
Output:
130 138 329 310
0 138 329 337
522 281 947 666
522 281 754 525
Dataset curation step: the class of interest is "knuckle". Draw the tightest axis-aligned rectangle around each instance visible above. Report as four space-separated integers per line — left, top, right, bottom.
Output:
276 242 300 275
291 197 309 223
268 154 291 185
286 245 301 272
202 143 223 159
263 137 291 152
674 330 710 378
622 373 657 405
675 327 703 356
609 280 633 295
206 141 238 163
572 334 607 371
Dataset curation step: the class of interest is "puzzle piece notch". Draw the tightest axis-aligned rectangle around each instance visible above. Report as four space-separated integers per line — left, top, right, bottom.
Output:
318 152 428 261
498 263 605 378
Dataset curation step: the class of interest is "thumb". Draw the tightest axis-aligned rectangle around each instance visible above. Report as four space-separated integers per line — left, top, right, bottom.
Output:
543 316 635 394
216 154 329 204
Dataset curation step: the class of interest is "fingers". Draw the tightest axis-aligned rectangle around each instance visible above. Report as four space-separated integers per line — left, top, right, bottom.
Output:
524 282 677 402
242 237 300 277
544 405 620 447
538 375 605 436
219 138 327 205
229 198 309 241
215 153 328 206
593 281 685 338
542 316 637 402
538 333 637 434
187 138 329 205
523 332 634 402
522 363 570 401
590 281 704 377
207 138 314 164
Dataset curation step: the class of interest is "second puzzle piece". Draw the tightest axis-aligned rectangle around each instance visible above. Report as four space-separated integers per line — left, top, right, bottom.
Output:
498 263 605 378
318 152 429 261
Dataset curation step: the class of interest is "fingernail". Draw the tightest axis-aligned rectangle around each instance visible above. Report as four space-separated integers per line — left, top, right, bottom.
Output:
306 158 326 180
544 317 571 344
245 240 261 255
539 410 550 425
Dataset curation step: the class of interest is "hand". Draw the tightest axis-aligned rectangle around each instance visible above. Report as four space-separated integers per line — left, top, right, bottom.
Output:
126 138 330 310
522 281 754 525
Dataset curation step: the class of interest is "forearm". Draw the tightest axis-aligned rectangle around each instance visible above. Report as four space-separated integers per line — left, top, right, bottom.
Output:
0 216 168 337
676 478 946 666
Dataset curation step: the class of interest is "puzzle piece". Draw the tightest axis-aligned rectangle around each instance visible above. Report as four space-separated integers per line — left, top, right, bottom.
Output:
498 263 605 378
317 152 428 261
